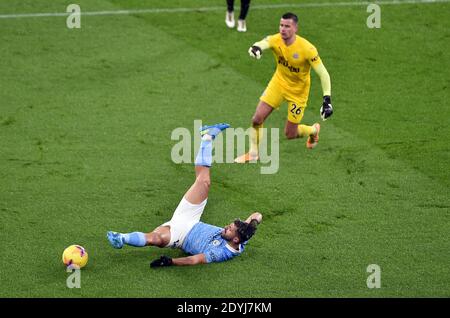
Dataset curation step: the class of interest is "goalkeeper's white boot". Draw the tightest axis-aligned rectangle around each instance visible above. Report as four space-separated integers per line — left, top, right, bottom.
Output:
306 123 321 149
237 19 247 32
225 11 235 28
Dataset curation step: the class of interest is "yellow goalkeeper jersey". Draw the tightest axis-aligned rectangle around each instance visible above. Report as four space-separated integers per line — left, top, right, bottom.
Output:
266 33 321 99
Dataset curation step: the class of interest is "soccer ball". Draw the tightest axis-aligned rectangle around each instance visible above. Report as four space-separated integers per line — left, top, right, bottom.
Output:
62 245 88 269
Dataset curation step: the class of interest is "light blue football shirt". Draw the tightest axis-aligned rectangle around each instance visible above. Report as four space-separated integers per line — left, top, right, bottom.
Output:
182 222 246 263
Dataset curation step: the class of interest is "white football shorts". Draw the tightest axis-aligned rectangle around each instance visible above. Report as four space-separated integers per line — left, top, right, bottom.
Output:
161 196 207 248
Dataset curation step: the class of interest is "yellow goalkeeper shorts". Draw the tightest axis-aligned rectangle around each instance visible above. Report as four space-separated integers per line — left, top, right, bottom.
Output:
260 79 307 124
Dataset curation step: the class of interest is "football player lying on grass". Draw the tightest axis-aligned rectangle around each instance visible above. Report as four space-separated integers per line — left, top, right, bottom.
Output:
107 123 262 267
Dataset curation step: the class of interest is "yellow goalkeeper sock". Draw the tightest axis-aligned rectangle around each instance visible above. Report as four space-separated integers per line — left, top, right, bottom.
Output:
249 123 263 156
297 124 315 138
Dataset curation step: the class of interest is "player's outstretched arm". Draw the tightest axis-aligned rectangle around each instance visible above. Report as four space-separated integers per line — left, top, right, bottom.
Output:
245 212 263 224
248 37 270 59
150 254 207 268
312 62 333 120
311 62 331 97
172 254 207 266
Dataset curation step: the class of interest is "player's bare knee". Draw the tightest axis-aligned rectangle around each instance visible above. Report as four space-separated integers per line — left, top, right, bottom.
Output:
146 232 163 247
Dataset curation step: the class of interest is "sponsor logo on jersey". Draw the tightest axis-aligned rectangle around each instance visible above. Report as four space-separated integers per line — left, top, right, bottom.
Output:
277 56 300 73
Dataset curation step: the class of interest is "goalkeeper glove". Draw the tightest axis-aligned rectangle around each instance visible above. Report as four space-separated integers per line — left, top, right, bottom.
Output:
320 95 333 121
150 255 173 268
248 46 262 59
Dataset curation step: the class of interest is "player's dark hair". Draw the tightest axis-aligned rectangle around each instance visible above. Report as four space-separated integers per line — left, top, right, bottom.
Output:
234 219 258 242
282 12 298 24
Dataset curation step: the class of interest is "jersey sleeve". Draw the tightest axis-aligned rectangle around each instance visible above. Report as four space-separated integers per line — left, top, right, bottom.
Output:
253 33 279 51
312 62 331 96
253 36 271 51
266 35 275 49
204 247 234 263
306 44 322 67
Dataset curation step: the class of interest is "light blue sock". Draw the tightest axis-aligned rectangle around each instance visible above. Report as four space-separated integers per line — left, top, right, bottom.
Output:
122 232 146 247
195 138 212 167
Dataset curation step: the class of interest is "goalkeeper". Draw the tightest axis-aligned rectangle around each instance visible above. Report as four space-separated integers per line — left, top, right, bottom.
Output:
235 12 333 163
107 123 262 267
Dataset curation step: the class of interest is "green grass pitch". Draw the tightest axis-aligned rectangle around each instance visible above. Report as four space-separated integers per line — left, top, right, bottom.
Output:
0 0 449 297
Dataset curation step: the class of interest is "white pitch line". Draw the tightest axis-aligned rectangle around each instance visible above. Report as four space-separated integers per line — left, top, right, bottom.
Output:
0 0 448 19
